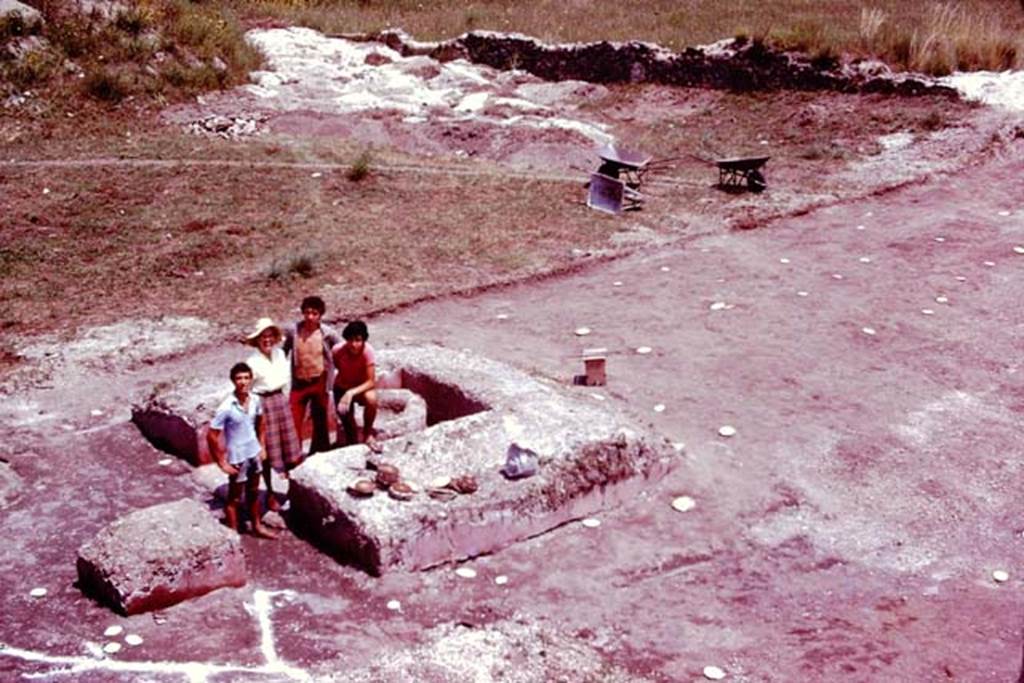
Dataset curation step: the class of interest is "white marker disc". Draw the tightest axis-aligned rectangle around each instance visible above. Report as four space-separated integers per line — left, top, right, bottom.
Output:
660 266 671 272
921 309 935 316
581 518 601 528
796 291 809 297
703 665 726 680
158 458 173 466
455 567 477 579
574 327 591 336
29 587 47 598
613 281 623 287
103 642 122 654
310 172 322 178
718 425 737 437
124 634 143 646
90 409 103 416
653 404 666 413
984 261 996 267
496 313 509 320
636 346 652 355
386 599 402 610
779 257 790 264
590 393 606 401
494 575 509 585
1014 246 1024 255
935 296 948 304
855 224 866 230
831 273 844 280
103 625 123 637
955 276 966 282
999 210 1011 216
671 442 686 452
671 496 696 512
993 570 1010 583
709 302 727 311
934 237 945 243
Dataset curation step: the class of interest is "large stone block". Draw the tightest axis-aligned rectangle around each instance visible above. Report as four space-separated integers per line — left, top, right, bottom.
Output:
77 498 246 614
289 346 677 574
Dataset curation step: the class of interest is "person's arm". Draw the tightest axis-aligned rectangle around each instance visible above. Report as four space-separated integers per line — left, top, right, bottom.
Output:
338 362 376 412
282 324 294 356
206 426 238 476
255 402 267 462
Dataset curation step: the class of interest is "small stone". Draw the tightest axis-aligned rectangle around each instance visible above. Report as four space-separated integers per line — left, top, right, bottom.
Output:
386 599 402 610
703 665 726 680
653 404 666 413
993 570 1010 583
717 425 737 437
158 458 173 466
671 442 686 452
864 211 874 218
636 346 652 355
90 409 103 416
955 276 967 282
310 172 322 178
796 291 809 297
709 302 727 311
856 224 866 230
581 518 601 528
574 327 591 336
934 237 945 243
103 642 122 654
858 257 872 263
495 313 509 320
831 273 844 280
999 210 1011 216
984 261 996 267
861 327 877 336
613 281 623 287
103 625 123 637
1014 246 1024 255
42 187 51 195
494 575 509 585
454 567 477 579
779 257 790 264
124 634 143 646
671 496 696 512
935 296 949 304
921 309 935 316
660 266 671 272
29 587 47 598
590 393 606 401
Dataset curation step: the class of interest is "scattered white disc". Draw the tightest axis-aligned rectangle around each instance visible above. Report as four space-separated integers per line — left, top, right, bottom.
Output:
386 599 402 611
495 313 509 320
158 458 173 466
124 634 143 646
855 224 866 230
310 172 322 178
796 291 809 297
574 327 591 336
858 257 872 263
494 575 509 585
29 587 47 598
779 257 790 264
1014 246 1024 255
671 442 686 452
717 425 737 437
613 281 623 287
983 261 996 267
934 237 945 243
103 642 122 654
921 309 935 316
671 496 696 512
636 346 652 355
999 210 1011 216
935 296 949 304
955 276 967 282
660 266 671 272
993 569 1010 583
43 187 51 195
103 625 123 637
90 409 103 416
590 393 606 401
831 273 844 280
581 518 601 528
709 302 727 311
864 211 874 218
703 665 727 680
861 327 877 336
455 567 477 579
653 404 666 413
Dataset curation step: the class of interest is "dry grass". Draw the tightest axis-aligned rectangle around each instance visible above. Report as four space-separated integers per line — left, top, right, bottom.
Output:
233 0 1024 74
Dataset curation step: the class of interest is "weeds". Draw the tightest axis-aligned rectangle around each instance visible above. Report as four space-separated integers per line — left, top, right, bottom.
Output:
268 253 317 280
82 67 131 102
347 148 373 182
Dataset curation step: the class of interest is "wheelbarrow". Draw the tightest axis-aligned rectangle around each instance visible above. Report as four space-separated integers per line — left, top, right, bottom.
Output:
716 156 769 193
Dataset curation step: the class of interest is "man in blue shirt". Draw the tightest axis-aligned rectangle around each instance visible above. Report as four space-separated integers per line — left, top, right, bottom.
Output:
207 362 277 539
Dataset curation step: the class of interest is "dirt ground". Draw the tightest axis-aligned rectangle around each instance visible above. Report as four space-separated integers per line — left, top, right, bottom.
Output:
2 128 1024 681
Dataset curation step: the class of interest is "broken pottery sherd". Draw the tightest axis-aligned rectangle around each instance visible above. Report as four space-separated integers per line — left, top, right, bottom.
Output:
348 479 376 498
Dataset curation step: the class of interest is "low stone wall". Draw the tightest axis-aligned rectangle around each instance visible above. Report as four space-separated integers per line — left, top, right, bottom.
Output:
288 346 677 575
77 498 246 614
369 29 956 98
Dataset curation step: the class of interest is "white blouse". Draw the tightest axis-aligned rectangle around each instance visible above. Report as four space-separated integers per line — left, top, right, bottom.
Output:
246 347 290 394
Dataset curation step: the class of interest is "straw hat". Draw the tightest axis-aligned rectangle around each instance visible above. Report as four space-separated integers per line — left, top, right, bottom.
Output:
244 317 282 346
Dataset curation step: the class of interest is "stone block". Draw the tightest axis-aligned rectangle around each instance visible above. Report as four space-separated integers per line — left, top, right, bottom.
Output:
191 463 290 501
342 388 427 441
0 0 42 26
132 376 231 465
77 498 246 614
289 346 677 574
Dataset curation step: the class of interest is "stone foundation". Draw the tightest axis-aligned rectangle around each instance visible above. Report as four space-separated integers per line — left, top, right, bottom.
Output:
288 346 677 575
77 498 246 614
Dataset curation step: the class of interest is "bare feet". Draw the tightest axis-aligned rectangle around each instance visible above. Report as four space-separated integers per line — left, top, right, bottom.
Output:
365 435 383 454
266 494 282 512
252 524 279 540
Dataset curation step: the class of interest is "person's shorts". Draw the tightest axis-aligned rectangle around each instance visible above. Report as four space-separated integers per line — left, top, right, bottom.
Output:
228 457 261 484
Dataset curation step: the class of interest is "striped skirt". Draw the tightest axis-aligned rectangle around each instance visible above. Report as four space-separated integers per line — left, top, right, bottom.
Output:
261 391 302 471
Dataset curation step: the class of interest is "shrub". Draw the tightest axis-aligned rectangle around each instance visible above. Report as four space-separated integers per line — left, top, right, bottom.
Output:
82 67 131 102
268 253 317 280
5 50 58 88
114 6 151 36
347 148 373 182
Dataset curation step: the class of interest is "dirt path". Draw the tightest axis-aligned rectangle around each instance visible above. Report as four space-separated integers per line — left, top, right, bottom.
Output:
1 147 1023 681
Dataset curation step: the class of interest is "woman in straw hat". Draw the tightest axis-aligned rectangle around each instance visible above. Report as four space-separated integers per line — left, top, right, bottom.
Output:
245 317 303 510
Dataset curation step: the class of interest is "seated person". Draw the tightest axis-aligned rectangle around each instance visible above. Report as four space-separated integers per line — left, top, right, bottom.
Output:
331 320 380 452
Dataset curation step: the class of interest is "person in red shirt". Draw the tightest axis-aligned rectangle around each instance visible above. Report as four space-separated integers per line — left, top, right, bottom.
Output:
331 320 381 452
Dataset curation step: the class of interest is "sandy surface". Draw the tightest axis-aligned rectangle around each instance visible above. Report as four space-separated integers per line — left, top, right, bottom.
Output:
2 129 1023 681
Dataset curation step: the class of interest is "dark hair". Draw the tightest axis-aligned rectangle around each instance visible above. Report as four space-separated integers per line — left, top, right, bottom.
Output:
342 320 369 341
300 296 325 314
229 362 252 380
